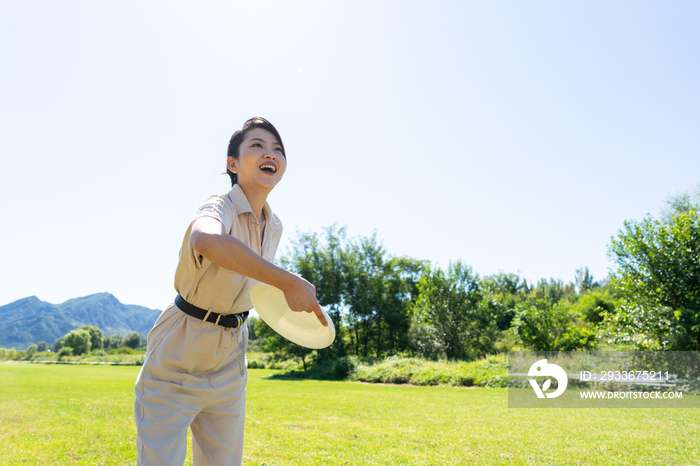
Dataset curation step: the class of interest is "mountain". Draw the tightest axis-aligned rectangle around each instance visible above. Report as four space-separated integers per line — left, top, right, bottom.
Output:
0 293 162 350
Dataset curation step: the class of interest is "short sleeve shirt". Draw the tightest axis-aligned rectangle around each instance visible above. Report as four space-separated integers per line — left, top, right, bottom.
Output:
174 184 283 314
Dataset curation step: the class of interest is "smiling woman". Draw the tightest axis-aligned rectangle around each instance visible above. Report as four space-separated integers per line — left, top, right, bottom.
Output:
133 117 327 466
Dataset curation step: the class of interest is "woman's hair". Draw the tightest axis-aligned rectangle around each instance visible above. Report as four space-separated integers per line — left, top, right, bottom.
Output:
226 117 285 186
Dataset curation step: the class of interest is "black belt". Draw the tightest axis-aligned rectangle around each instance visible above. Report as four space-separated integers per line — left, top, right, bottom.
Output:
175 294 249 329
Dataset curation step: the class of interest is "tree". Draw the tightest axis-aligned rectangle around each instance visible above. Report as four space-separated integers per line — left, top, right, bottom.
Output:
570 287 618 324
36 341 48 352
529 278 576 304
513 298 596 351
51 337 64 353
606 210 700 350
123 332 142 349
80 326 103 351
254 318 312 370
410 261 499 360
281 226 427 360
25 344 37 359
574 267 598 295
281 225 349 360
104 334 123 350
481 272 529 330
660 181 700 222
63 329 91 355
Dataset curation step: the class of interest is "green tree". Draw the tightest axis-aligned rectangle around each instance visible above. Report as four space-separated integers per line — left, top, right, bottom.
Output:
51 337 64 353
513 298 596 351
63 329 91 355
571 286 618 324
660 181 700 222
36 341 48 352
123 332 142 349
25 344 38 359
529 278 576 304
281 225 349 360
104 334 123 350
342 235 427 358
481 272 529 330
410 261 499 360
574 267 598 295
281 226 427 360
254 318 312 370
606 210 700 350
80 326 103 351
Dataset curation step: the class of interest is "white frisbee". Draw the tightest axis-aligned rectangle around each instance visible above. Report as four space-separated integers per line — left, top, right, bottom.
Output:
249 283 336 349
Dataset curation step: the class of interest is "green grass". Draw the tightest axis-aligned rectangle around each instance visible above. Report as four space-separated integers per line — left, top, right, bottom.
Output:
1 364 699 465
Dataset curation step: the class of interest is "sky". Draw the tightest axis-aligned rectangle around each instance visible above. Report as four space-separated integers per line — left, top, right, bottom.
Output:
1 1 699 310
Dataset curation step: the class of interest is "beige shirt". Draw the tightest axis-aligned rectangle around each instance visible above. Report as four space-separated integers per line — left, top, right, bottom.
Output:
174 184 283 315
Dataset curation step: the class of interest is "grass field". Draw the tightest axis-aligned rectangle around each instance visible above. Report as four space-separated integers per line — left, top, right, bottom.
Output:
1 364 699 465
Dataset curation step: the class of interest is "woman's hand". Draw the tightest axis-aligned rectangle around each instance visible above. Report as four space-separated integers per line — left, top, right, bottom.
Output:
281 274 329 327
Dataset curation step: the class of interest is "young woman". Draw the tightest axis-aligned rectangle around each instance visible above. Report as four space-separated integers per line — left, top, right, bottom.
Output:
134 117 327 466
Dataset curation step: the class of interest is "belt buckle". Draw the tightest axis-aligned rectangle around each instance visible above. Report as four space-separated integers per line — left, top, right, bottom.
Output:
214 314 224 327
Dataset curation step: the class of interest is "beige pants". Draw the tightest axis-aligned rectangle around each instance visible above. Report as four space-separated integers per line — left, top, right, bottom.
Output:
134 303 248 466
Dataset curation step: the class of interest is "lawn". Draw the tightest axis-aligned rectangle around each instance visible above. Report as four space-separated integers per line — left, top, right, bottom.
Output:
1 364 699 465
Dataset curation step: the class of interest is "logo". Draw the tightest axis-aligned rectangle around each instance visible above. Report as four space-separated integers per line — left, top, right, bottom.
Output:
528 359 568 398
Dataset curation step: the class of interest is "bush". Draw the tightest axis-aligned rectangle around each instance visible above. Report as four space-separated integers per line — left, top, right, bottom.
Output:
104 334 123 350
273 356 358 380
352 355 508 387
0 348 19 361
248 360 266 369
58 347 74 359
63 329 91 355
80 325 104 351
25 344 38 359
108 347 136 355
513 298 597 351
123 332 142 349
51 338 64 353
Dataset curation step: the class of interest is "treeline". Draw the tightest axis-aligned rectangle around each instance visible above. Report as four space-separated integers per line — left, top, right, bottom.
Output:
252 186 700 366
0 326 146 361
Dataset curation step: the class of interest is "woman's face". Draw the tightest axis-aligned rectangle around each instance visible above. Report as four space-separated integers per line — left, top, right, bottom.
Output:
227 127 286 193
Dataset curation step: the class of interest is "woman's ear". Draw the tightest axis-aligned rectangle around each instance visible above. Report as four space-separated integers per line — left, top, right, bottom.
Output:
227 156 238 174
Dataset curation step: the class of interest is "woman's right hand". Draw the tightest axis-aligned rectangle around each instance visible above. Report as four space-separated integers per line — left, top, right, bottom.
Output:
282 274 329 327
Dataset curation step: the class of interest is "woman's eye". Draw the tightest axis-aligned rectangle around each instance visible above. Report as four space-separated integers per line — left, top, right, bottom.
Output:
252 143 262 148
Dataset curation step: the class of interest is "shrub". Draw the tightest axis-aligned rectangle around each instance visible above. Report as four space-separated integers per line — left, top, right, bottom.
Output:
123 332 142 349
352 355 508 387
63 329 91 355
58 347 74 359
80 325 104 351
108 347 135 355
104 334 123 350
248 360 266 369
25 344 38 359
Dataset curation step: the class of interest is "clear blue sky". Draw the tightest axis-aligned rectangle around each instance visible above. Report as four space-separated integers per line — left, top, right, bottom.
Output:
2 1 699 309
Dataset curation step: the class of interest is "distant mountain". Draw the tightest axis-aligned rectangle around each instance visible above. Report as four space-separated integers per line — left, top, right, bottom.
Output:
0 293 162 350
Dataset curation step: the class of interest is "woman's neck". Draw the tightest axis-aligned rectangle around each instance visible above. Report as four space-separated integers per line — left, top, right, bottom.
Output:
237 182 269 221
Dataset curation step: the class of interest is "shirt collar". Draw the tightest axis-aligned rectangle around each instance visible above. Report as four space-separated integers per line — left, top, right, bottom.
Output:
226 183 273 224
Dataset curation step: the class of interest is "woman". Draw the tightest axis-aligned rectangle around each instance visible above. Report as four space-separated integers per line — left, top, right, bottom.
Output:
134 117 327 466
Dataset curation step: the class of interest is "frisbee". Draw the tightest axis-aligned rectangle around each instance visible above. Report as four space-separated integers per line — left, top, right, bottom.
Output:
249 283 335 349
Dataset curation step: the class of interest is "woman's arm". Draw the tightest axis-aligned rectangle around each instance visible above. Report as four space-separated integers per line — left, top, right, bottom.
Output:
190 216 328 326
